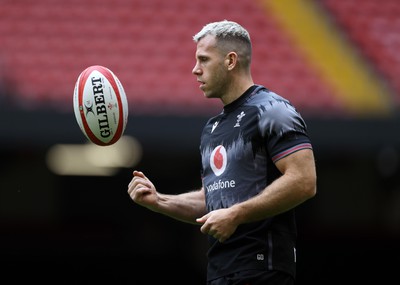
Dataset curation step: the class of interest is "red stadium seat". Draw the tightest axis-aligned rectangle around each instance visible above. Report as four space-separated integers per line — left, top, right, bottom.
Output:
4 0 395 116
323 0 400 106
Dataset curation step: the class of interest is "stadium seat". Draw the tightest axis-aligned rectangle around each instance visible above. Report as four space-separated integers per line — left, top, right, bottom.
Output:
3 0 396 116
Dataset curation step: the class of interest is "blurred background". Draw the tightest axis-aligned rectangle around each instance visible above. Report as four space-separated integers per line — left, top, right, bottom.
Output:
1 0 399 284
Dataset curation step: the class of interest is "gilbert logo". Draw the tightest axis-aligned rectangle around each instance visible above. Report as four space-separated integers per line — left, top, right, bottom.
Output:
210 145 227 176
84 100 95 116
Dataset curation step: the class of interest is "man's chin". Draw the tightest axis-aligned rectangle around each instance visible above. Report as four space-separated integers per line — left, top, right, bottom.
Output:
203 91 217 99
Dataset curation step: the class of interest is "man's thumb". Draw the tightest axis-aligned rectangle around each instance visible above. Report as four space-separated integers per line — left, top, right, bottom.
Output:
196 213 208 224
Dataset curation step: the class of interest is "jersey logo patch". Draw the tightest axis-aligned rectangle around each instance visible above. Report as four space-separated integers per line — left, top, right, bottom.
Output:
210 145 227 176
234 111 245 128
211 121 219 133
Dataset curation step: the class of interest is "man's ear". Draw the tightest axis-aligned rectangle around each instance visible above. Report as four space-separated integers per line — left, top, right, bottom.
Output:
225 52 238 70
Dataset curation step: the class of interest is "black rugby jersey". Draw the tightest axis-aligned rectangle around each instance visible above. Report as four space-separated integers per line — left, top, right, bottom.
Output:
199 85 312 281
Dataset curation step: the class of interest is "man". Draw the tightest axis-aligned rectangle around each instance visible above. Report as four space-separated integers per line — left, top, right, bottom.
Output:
128 20 317 285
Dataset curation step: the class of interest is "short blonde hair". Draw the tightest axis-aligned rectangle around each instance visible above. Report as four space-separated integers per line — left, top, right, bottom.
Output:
193 20 252 67
193 20 251 43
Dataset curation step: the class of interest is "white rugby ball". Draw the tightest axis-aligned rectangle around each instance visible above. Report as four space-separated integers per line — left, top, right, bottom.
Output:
73 65 128 146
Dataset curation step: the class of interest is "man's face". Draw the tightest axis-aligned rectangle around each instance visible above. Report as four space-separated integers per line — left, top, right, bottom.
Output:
192 35 229 99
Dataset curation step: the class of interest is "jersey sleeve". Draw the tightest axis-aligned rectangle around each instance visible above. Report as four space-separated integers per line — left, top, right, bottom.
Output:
258 97 312 163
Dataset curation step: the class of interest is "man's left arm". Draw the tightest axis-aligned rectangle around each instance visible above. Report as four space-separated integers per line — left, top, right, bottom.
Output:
197 148 317 242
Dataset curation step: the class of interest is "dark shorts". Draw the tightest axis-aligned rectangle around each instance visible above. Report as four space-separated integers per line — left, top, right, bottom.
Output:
207 270 294 285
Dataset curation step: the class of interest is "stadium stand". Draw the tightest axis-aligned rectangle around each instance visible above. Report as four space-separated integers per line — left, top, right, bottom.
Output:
322 0 400 106
0 0 397 117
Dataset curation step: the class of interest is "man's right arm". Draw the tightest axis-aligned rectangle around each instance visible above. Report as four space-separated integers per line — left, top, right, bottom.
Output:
128 170 207 224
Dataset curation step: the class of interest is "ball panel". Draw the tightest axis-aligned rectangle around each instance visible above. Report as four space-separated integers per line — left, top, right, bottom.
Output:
98 66 126 145
80 67 118 146
78 67 98 144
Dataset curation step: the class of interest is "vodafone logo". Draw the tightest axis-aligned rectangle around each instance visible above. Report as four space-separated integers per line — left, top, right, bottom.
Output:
210 145 227 176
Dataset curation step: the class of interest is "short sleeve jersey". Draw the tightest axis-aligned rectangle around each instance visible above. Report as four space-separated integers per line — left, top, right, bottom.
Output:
199 85 312 281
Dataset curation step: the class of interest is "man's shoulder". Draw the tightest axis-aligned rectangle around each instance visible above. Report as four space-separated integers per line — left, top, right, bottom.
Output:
247 85 292 112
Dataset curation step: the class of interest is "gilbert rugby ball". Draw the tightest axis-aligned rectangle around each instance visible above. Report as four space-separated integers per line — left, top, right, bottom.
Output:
73 65 128 146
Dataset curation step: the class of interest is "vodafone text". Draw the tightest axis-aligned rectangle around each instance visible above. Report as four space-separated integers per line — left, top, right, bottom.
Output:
206 179 236 193
91 76 111 138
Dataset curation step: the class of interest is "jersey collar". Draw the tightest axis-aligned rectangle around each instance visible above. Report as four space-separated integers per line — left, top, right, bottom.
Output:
223 85 265 113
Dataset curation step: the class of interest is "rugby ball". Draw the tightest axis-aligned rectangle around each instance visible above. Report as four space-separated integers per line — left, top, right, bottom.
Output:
73 65 128 146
